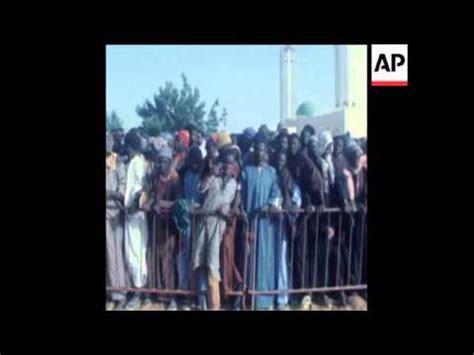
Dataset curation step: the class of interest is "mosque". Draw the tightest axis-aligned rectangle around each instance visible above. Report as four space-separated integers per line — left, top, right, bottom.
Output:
280 45 367 138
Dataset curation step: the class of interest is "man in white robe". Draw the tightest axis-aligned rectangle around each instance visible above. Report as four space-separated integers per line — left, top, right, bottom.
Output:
123 130 149 310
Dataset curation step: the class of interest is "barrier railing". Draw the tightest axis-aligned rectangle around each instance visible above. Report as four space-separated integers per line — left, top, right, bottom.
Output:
106 205 367 310
245 208 367 310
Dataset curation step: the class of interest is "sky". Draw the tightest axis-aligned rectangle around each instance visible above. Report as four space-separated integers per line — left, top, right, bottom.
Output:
106 45 336 133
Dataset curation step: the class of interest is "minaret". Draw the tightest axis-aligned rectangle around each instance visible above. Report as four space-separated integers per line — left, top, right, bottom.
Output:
334 45 349 108
280 45 296 123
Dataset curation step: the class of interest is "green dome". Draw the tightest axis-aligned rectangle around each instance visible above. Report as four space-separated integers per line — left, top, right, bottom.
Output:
297 101 317 117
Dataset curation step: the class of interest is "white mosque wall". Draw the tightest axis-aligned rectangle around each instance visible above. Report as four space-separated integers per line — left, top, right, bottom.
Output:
285 109 345 135
285 107 366 138
345 106 367 138
346 45 367 138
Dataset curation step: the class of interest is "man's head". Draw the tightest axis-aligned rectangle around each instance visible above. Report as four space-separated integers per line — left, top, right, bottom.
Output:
206 138 219 160
124 130 142 156
188 124 204 147
221 147 238 165
275 151 287 173
317 131 334 159
158 156 172 176
240 127 256 153
194 130 204 146
289 133 300 156
254 133 269 166
144 147 156 162
307 135 319 158
111 128 124 144
186 146 204 174
300 125 316 148
345 141 363 173
203 156 220 178
221 162 233 178
333 135 345 156
277 132 289 153
238 135 252 154
157 146 173 176
258 124 270 137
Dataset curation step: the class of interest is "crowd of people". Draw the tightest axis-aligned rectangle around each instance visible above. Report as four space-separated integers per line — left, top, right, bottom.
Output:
106 122 367 311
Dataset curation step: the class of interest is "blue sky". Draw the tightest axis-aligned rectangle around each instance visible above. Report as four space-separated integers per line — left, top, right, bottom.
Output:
106 45 336 133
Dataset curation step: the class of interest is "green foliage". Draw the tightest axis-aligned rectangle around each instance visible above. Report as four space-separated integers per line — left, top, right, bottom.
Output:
136 74 227 136
106 111 124 133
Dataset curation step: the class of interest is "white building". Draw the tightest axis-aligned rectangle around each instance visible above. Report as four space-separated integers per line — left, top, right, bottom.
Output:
283 45 367 138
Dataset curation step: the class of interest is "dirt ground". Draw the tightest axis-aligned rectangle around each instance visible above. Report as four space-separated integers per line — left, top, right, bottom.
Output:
110 295 367 311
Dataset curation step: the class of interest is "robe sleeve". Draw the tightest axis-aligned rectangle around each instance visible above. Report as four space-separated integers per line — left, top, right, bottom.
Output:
343 169 355 201
124 157 146 208
221 178 237 206
220 178 237 214
268 168 282 208
116 162 126 197
292 182 302 209
241 167 248 211
124 159 135 207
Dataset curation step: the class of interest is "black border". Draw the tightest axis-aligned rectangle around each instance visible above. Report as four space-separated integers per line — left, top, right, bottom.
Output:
3 33 439 352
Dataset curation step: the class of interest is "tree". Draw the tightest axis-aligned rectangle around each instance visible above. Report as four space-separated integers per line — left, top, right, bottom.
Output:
106 111 124 133
206 99 227 135
136 74 226 136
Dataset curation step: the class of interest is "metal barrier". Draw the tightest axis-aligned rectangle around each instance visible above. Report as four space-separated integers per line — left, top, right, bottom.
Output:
106 205 367 310
246 208 367 310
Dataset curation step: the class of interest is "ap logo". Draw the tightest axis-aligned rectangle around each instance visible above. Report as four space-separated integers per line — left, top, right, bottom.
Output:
371 44 408 86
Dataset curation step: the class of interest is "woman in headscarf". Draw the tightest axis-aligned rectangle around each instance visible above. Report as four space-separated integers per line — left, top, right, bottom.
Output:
314 130 335 206
106 134 128 310
192 155 237 310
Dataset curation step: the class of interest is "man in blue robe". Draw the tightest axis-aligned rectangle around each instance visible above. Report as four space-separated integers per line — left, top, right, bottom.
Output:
242 133 282 310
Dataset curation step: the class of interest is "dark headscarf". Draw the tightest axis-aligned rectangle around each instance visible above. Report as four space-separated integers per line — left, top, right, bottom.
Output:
124 130 142 152
242 127 256 140
345 139 363 159
254 131 269 147
258 124 270 137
